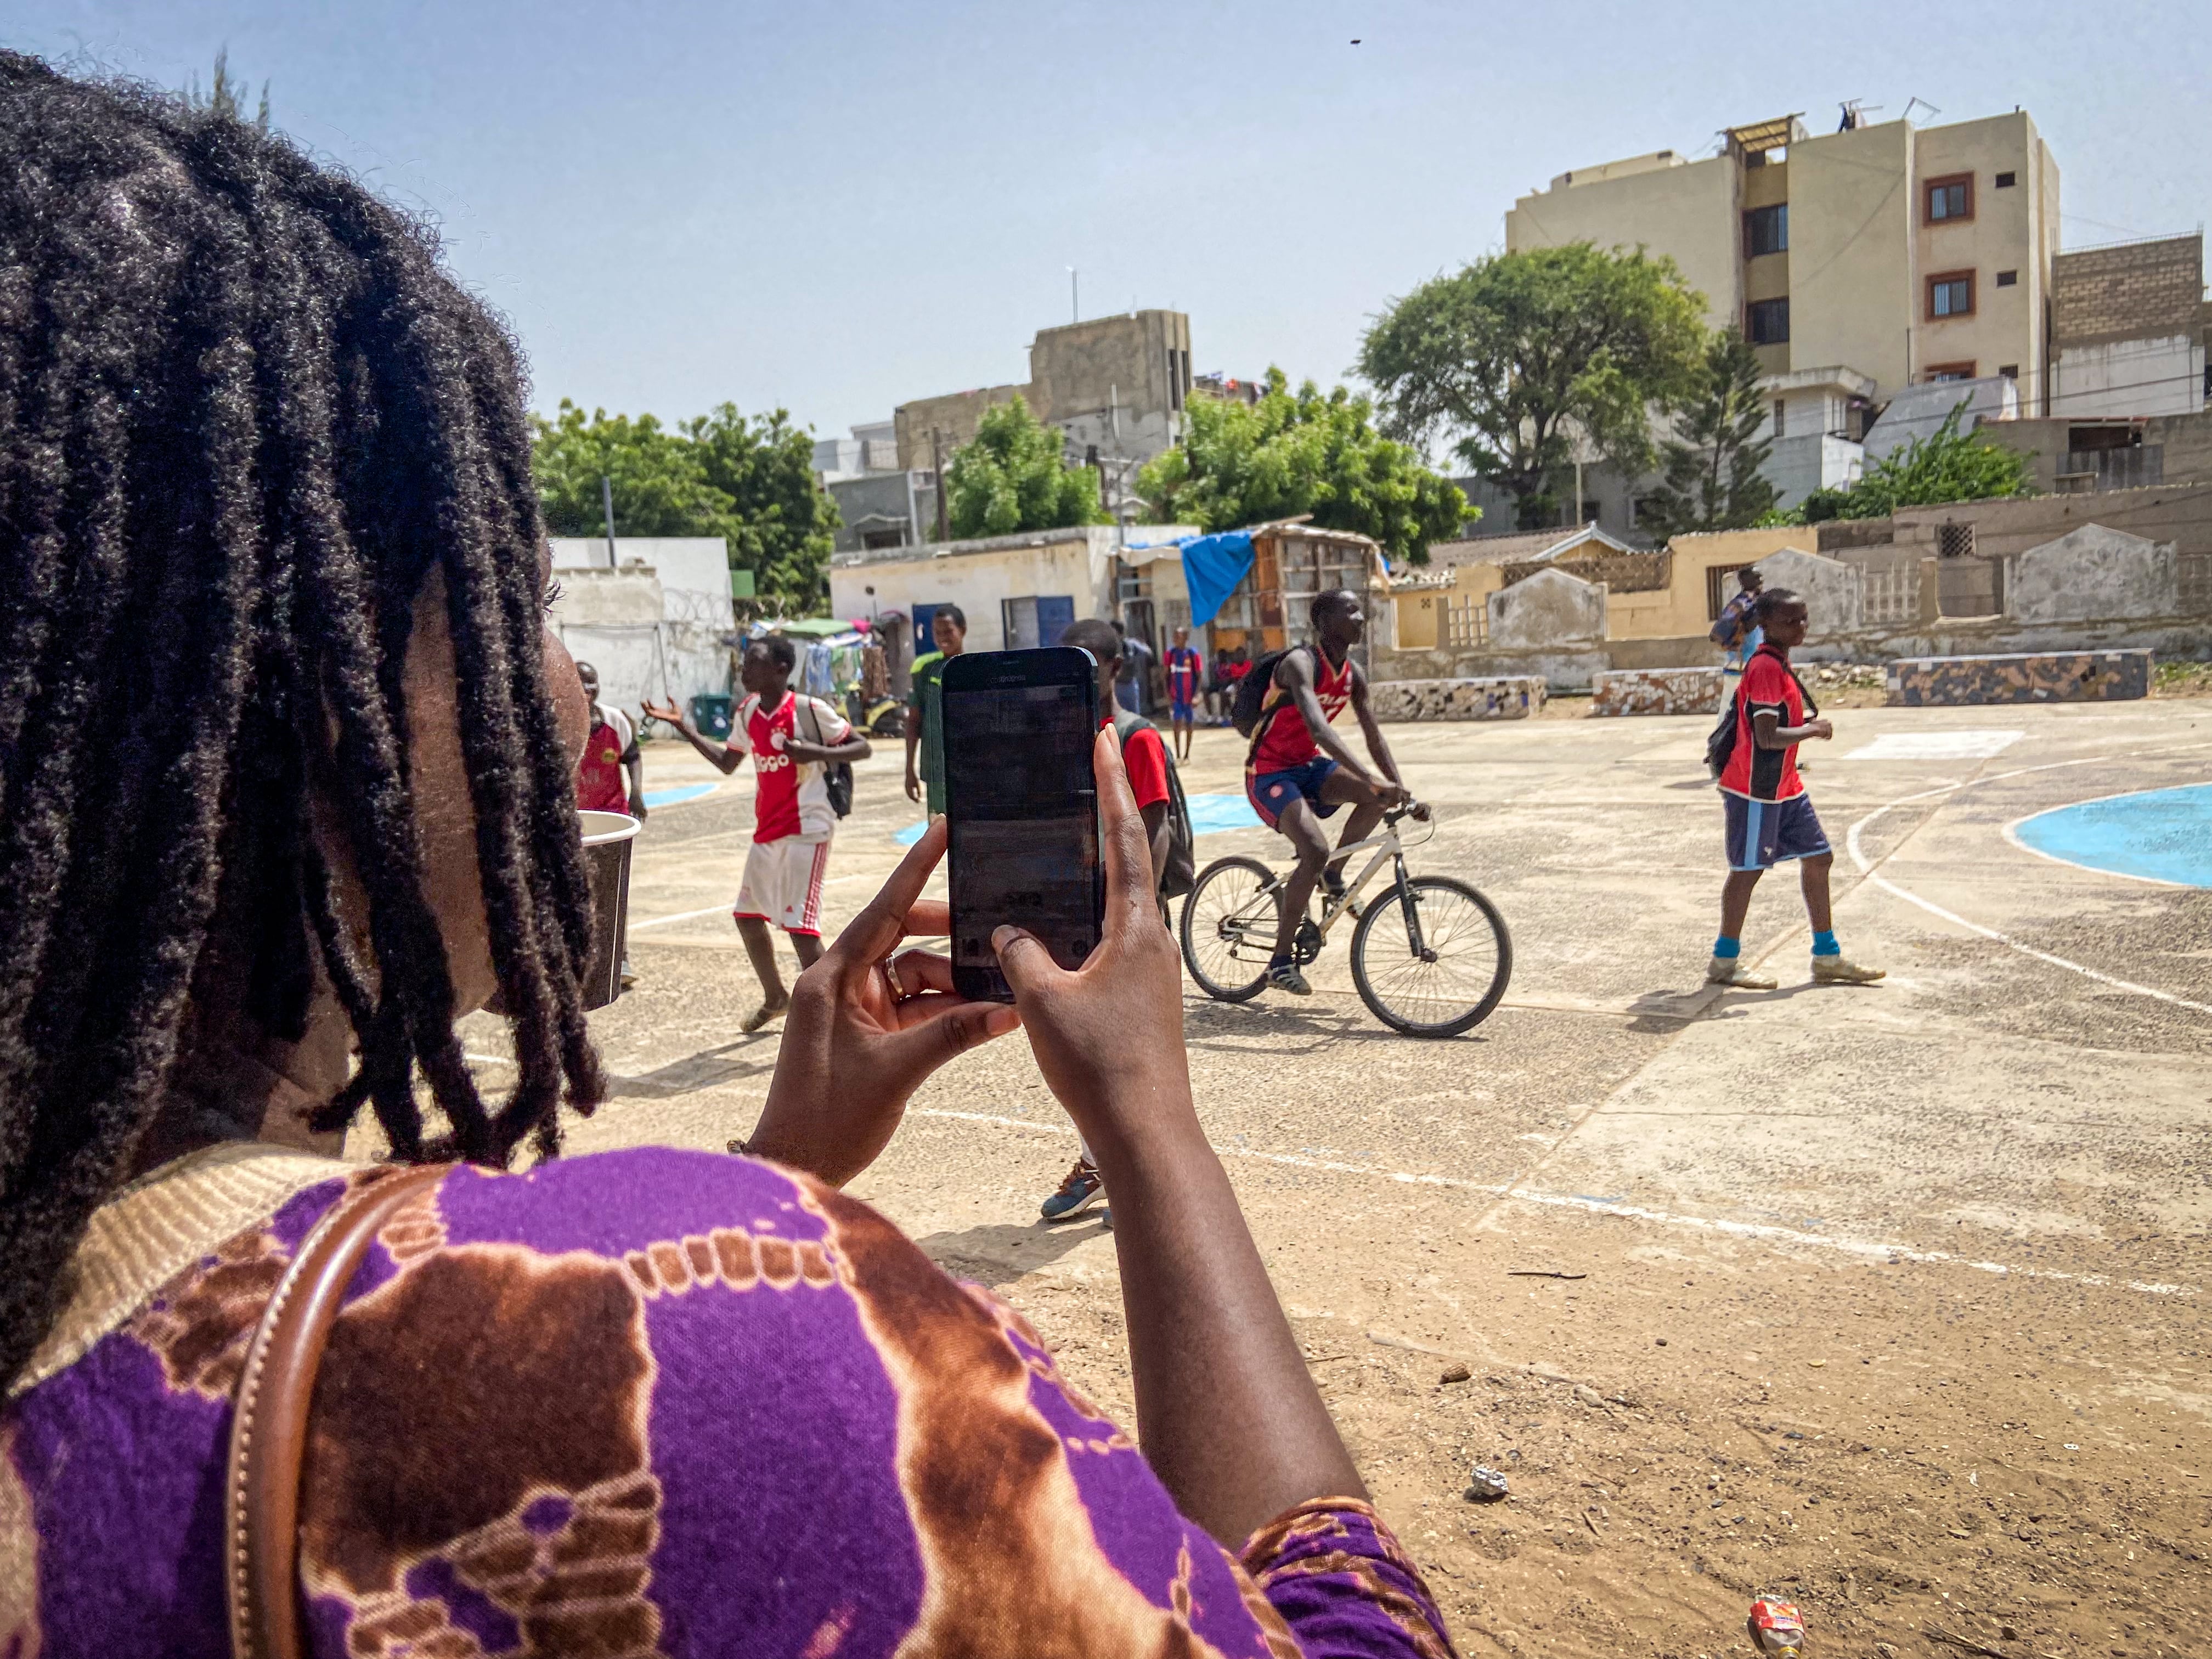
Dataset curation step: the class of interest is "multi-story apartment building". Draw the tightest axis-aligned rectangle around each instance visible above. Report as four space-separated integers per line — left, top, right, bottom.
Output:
1507 109 2062 399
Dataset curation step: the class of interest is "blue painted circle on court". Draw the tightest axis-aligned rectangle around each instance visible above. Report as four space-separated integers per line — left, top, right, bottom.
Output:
2012 782 2212 889
641 782 718 810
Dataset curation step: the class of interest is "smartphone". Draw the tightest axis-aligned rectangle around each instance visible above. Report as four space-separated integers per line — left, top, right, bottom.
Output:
941 647 1105 1003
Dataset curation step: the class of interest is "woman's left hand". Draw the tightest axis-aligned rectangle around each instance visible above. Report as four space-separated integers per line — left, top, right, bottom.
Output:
740 820 1019 1186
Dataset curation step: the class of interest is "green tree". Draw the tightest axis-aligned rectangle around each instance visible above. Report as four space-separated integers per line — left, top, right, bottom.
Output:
1791 407 2034 523
1136 368 1470 565
185 47 270 129
531 400 734 539
1358 244 1708 530
944 396 1108 538
1638 329 1778 537
682 404 838 612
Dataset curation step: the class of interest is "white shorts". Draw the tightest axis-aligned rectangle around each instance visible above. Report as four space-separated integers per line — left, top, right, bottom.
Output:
733 835 831 937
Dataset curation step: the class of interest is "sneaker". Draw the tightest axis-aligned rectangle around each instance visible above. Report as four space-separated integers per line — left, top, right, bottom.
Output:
1040 1159 1104 1222
1706 956 1778 990
1812 955 1886 985
1267 960 1313 995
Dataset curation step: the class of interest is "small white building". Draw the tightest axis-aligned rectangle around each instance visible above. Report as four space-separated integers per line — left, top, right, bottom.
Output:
546 537 735 721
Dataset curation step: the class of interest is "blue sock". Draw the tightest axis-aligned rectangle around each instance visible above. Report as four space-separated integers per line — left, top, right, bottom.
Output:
1812 930 1839 957
1712 935 1741 959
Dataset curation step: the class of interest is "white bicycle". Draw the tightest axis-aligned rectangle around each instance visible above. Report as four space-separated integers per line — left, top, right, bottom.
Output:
1179 804 1513 1037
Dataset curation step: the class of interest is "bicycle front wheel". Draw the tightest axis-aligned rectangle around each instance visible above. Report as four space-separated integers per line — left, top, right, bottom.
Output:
1180 855 1282 1002
1350 876 1512 1037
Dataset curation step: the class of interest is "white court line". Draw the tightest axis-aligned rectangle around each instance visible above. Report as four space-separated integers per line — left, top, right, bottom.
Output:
629 904 732 932
1844 750 2212 1017
908 1110 2198 1300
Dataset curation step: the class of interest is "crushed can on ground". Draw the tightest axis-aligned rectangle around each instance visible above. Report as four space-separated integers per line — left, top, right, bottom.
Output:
1747 1597 1806 1658
1464 1465 1510 1502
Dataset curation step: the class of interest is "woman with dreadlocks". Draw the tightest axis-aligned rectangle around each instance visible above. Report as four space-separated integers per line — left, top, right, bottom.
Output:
0 55 1452 1658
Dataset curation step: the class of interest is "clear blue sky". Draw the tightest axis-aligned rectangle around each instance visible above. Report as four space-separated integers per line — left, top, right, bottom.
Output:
15 1 2208 440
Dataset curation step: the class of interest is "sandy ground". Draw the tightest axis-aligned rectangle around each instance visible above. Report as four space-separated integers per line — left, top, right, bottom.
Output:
455 691 2212 1659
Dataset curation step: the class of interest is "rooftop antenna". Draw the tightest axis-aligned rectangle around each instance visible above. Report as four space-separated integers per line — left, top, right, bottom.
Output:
1067 266 1079 325
1902 95 1940 125
1838 98 1877 132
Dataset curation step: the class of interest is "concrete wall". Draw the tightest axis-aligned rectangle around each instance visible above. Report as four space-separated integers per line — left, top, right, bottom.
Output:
1751 546 1865 636
827 472 922 552
546 562 732 721
1487 567 1607 647
828 527 1125 653
2051 235 2204 348
1506 150 1740 324
1977 413 2212 493
894 383 1031 474
1765 432 1866 505
2051 335 2205 419
2005 525 2178 623
1787 118 1916 390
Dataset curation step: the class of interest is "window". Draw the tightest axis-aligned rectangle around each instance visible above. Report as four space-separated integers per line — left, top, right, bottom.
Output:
1928 271 1974 319
1994 171 2016 189
1999 364 2019 380
1995 269 2018 287
1926 173 1974 223
1743 203 1788 257
1772 398 1787 437
1938 523 1977 560
1925 362 1978 382
1747 297 1790 345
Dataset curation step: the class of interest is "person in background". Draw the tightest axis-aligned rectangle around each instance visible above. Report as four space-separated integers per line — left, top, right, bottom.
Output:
574 661 647 821
1111 618 1152 715
648 637 871 1030
904 605 966 818
1709 588 1884 990
575 661 646 988
1037 618 1178 1224
1707 566 1764 780
1206 645 1234 725
0 56 1455 1657
1164 625 1203 761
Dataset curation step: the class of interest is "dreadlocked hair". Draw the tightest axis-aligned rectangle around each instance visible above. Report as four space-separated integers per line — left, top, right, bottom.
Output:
0 54 607 1384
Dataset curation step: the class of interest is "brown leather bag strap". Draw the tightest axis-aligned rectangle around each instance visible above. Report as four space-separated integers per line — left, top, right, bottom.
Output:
225 1163 451 1659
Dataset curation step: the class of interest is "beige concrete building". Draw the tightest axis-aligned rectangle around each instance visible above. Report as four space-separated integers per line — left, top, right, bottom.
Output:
891 310 1194 482
1508 109 2062 400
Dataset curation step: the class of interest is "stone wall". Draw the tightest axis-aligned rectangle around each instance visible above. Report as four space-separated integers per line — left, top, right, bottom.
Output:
1885 650 2152 707
1748 546 1865 636
2006 524 2178 624
1367 677 1547 723
1592 667 1723 716
1487 567 1606 648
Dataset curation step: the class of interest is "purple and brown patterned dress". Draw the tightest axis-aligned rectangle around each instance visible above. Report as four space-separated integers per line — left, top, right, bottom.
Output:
2 1142 1453 1657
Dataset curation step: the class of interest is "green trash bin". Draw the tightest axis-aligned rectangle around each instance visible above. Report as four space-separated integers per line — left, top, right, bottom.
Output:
689 692 734 738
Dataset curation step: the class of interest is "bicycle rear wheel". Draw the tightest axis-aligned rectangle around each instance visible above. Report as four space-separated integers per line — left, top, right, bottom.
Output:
1350 875 1512 1037
1180 855 1282 1002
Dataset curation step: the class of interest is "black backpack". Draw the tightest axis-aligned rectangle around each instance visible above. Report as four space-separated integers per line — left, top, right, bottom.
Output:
1229 645 1308 740
794 696 854 819
1705 646 1818 778
1109 706 1195 899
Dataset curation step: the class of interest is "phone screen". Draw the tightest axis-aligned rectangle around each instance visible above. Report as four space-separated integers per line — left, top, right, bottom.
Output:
942 649 1103 1002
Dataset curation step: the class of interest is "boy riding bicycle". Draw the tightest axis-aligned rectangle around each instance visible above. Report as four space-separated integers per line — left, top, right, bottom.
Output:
1243 589 1426 995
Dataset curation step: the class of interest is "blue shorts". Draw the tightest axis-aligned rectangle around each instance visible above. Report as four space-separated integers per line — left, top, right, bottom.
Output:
1170 693 1194 721
1724 792 1830 871
1248 757 1342 831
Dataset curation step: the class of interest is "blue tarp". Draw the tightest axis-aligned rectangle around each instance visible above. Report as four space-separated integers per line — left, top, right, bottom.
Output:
1178 531 1256 628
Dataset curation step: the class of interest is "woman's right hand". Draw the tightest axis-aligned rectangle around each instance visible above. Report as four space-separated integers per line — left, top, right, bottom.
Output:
991 728 1195 1165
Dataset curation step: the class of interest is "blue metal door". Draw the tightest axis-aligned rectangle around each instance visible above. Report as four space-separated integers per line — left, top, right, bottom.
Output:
1035 594 1075 647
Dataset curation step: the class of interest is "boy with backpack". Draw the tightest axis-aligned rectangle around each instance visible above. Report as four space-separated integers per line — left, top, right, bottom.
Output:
1708 588 1883 990
1234 589 1423 997
646 636 872 1031
1038 617 1195 1221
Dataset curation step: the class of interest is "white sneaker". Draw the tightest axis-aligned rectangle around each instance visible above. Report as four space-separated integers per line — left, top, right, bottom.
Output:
1812 955 1886 985
1707 956 1778 990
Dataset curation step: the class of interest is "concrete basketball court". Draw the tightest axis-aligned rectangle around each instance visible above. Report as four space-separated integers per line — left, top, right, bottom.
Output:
461 693 2212 1656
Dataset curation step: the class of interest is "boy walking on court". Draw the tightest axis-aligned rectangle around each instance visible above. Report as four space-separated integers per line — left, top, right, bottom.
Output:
904 605 966 818
648 637 872 1029
1165 625 1202 760
1037 616 1182 1221
1710 588 1883 990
